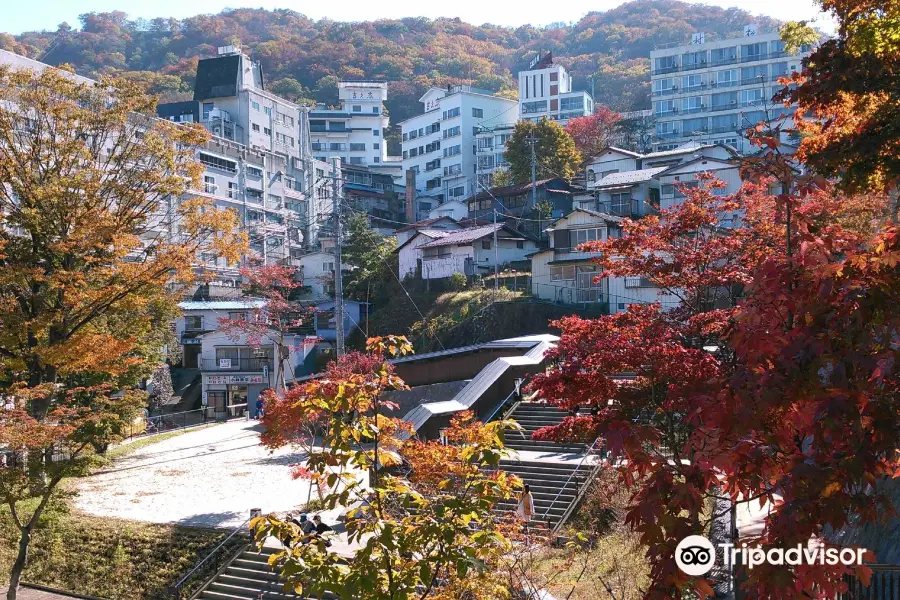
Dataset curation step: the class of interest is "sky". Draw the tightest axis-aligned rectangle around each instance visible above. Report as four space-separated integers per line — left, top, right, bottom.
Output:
4 0 836 35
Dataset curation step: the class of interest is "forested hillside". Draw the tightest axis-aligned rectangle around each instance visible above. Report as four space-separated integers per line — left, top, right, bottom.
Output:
1 1 779 124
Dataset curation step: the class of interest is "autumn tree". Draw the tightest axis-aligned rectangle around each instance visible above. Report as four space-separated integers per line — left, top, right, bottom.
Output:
0 65 244 599
565 107 621 161
504 119 581 185
781 1 900 209
253 337 525 599
217 263 313 394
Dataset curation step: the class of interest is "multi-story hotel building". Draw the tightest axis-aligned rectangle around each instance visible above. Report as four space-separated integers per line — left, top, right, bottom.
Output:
474 123 516 190
649 27 811 153
309 82 389 168
518 52 594 125
399 85 518 217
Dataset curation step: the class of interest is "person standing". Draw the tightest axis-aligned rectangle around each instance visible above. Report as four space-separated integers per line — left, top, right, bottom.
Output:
255 397 264 420
516 484 535 532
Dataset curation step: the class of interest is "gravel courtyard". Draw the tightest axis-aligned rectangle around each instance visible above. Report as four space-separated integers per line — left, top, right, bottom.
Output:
74 419 343 529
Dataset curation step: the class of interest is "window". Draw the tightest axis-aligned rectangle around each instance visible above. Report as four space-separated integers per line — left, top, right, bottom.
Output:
710 46 737 66
711 91 738 110
682 50 707 70
203 175 216 194
423 246 451 260
625 277 656 288
202 102 214 120
682 74 703 91
251 101 260 111
710 114 738 133
371 143 379 150
372 106 379 114
653 78 676 95
264 106 272 116
600 169 619 179
741 65 767 84
550 265 576 281
683 96 703 113
352 105 361 112
550 71 558 82
655 99 676 116
199 153 237 173
184 315 203 330
349 143 366 151
227 182 238 198
522 100 548 115
559 96 584 111
682 117 708 134
442 107 461 120
373 129 380 137
246 189 263 202
263 127 271 136
740 88 765 107
443 145 461 158
654 55 677 73
572 228 601 246
442 126 461 139
252 123 260 132
714 69 739 88
516 240 524 249
247 166 262 178
450 186 465 197
610 192 631 215
228 311 246 321
741 42 767 61
472 108 483 118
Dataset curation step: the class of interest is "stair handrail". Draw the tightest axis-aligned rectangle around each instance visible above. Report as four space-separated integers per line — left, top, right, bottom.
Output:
170 516 252 599
484 388 519 424
540 436 603 528
550 446 607 536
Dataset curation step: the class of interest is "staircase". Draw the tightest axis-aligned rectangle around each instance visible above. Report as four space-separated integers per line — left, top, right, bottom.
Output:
502 402 587 454
197 546 305 600
494 402 601 530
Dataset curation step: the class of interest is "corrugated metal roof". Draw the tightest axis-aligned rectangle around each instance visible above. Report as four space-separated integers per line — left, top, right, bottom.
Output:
418 224 508 248
595 166 669 188
394 216 457 233
641 142 710 159
178 299 266 310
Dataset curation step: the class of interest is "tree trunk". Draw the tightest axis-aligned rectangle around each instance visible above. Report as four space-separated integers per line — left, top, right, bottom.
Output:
7 527 31 600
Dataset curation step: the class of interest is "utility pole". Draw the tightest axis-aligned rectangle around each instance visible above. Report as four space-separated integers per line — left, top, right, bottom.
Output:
493 208 499 292
526 134 538 210
331 158 345 357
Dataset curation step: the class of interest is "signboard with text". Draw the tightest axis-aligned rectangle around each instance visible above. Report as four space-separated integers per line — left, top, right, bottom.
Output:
206 375 265 385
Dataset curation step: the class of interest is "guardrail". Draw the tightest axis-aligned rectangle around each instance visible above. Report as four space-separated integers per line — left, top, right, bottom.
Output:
543 437 606 534
126 408 209 439
168 517 252 599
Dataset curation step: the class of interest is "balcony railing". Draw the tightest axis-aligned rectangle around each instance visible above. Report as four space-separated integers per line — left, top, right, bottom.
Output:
682 105 706 114
709 103 739 112
652 87 679 97
710 80 738 89
202 358 273 372
655 130 681 139
709 56 738 67
680 61 709 72
740 75 768 86
652 65 679 76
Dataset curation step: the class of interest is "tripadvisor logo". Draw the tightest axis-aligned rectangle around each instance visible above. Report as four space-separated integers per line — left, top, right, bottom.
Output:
675 535 867 577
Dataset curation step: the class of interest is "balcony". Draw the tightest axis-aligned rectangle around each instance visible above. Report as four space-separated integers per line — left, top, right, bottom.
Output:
680 61 709 72
740 76 768 86
710 80 738 89
652 87 679 97
709 103 738 112
708 125 738 134
202 358 273 372
652 65 679 76
709 56 738 67
682 105 706 114
654 130 681 139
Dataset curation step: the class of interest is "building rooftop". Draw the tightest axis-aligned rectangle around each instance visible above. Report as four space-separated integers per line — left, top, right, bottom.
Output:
594 166 669 188
418 223 517 248
394 216 458 233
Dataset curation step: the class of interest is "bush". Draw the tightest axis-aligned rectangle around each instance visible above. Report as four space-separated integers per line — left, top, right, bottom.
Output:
447 272 467 291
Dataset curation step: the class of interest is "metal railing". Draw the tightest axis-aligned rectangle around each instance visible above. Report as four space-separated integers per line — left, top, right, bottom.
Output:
837 566 900 600
485 389 519 424
169 517 252 599
541 437 606 534
201 358 273 372
126 408 209 439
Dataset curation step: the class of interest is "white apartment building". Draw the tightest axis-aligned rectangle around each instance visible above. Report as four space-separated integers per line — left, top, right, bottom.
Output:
474 124 515 190
157 47 338 280
650 27 811 153
518 52 594 125
309 82 390 168
399 85 518 213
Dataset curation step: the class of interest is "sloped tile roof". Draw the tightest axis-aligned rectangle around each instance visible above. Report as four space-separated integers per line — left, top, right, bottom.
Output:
418 224 509 248
595 166 669 187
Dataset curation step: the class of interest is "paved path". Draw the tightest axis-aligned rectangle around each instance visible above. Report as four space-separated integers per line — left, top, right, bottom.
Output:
74 419 363 529
0 585 95 599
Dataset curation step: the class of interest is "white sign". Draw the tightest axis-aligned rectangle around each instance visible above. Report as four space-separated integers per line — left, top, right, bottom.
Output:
206 375 265 385
219 358 232 369
349 89 377 100
744 24 758 37
426 99 441 112
691 32 705 45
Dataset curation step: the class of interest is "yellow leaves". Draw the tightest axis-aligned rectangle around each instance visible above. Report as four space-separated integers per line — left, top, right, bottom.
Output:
40 333 140 377
822 482 842 498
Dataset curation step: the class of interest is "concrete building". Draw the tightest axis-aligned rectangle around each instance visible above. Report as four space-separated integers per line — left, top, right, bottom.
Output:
518 52 594 124
342 164 406 232
397 223 536 281
474 123 516 190
649 27 811 153
530 209 678 313
156 46 338 275
399 85 518 208
309 82 390 168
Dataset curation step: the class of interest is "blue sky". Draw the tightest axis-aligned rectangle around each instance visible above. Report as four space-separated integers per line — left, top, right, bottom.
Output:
4 0 835 35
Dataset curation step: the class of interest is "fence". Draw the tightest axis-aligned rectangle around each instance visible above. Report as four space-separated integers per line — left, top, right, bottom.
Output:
168 517 252 599
126 408 210 439
838 567 900 600
527 281 683 313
